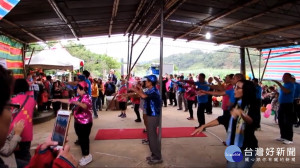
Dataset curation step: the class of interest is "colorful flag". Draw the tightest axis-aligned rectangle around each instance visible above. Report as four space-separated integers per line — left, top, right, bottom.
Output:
0 35 24 78
262 45 300 82
0 0 20 20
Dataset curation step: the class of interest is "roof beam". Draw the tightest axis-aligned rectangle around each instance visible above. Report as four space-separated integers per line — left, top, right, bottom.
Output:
218 23 300 45
109 0 119 37
147 0 186 37
47 0 79 40
133 0 179 46
1 19 45 43
187 0 296 42
174 0 260 40
131 0 157 35
248 38 300 49
124 0 146 36
133 7 161 46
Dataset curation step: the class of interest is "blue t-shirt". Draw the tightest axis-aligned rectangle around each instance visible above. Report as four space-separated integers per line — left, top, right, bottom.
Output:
279 82 295 104
170 81 174 88
195 81 209 103
294 82 300 99
255 85 262 100
225 89 236 105
176 81 185 93
85 79 92 96
144 87 162 116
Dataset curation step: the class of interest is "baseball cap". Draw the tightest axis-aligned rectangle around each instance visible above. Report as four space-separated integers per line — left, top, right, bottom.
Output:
78 81 88 90
144 75 157 83
78 75 86 81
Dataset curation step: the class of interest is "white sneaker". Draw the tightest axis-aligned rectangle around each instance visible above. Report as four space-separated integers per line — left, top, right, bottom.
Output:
79 157 85 163
275 138 285 141
79 154 93 166
282 140 293 145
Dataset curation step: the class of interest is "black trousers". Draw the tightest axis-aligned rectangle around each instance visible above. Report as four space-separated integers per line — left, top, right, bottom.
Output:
134 104 141 120
162 91 167 107
97 92 104 109
255 99 262 128
52 102 61 115
168 92 177 105
46 101 52 110
74 122 93 156
197 103 206 126
278 103 294 141
187 100 194 118
14 141 31 168
205 95 212 113
92 97 98 117
294 99 300 124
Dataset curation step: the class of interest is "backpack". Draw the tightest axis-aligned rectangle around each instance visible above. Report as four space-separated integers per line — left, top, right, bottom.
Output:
107 83 115 93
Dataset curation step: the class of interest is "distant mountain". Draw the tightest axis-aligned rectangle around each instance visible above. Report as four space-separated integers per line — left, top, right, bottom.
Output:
146 48 260 70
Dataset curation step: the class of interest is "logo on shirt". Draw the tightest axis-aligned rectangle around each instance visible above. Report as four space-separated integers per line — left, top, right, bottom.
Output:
225 145 243 162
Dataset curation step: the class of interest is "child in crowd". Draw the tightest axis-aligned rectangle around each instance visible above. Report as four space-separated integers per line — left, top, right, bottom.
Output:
131 80 142 122
91 78 99 118
42 89 49 111
271 92 279 124
117 80 128 118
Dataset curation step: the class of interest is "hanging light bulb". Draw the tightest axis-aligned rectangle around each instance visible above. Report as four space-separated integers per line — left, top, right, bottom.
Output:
205 32 211 40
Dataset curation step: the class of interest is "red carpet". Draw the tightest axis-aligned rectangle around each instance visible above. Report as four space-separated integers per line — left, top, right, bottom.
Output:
95 127 206 140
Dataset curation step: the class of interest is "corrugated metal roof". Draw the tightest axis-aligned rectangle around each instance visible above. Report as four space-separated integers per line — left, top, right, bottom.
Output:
0 0 300 49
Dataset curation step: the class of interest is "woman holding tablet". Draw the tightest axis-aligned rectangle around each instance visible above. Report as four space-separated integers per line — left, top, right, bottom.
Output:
52 81 93 166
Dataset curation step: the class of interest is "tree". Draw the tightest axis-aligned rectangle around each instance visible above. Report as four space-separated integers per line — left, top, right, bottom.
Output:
63 41 121 78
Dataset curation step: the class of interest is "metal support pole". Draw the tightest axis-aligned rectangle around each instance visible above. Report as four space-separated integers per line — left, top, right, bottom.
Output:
158 0 164 151
259 49 261 81
121 58 124 76
22 44 28 78
261 49 272 81
127 35 130 75
129 34 134 77
27 48 35 67
130 38 151 71
240 47 246 76
246 48 255 79
106 35 138 111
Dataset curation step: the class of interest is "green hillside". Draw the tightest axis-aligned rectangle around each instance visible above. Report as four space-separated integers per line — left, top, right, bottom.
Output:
151 47 261 70
141 47 263 79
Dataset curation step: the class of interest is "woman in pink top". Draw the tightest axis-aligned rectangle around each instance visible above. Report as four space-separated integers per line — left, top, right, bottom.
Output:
222 75 234 116
52 81 93 166
130 79 142 122
184 80 196 120
10 79 36 167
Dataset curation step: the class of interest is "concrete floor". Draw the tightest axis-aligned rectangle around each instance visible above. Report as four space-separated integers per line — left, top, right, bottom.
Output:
31 105 300 168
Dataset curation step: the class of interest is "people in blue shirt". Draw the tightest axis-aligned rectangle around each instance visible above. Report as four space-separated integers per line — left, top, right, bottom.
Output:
225 89 235 108
83 70 92 96
197 73 244 131
292 77 300 99
194 73 209 128
272 73 295 144
172 76 187 111
130 75 162 165
278 82 294 104
292 76 300 127
252 78 262 129
168 74 177 106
